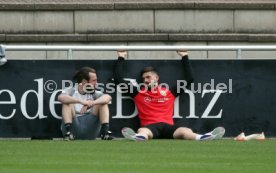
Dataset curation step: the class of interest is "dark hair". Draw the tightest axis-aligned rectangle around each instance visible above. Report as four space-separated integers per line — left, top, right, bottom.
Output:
140 66 159 77
73 67 96 83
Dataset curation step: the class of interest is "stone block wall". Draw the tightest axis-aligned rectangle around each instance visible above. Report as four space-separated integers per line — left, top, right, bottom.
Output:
1 0 276 59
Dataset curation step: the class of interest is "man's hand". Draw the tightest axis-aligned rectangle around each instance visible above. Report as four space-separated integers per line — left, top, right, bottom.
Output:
117 50 128 59
177 50 188 57
79 100 95 114
81 100 95 107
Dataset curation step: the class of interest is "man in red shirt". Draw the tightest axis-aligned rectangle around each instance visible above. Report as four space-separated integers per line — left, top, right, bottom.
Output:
114 50 225 141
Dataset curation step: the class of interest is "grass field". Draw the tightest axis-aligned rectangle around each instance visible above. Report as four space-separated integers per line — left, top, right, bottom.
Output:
0 139 275 173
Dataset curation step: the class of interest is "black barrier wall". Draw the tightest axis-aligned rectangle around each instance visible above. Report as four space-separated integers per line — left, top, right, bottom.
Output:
0 60 276 138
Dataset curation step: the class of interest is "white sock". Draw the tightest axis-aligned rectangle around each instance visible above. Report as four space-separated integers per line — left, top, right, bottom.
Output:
196 133 212 141
196 135 202 140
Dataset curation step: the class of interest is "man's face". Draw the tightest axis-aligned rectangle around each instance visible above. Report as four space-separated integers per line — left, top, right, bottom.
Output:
81 72 97 93
142 71 159 87
87 72 97 87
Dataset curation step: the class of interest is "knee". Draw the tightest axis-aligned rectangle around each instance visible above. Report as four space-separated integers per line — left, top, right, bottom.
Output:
92 103 109 116
137 128 153 140
95 103 109 109
101 103 109 108
137 128 144 134
62 104 74 113
176 127 193 138
62 103 72 109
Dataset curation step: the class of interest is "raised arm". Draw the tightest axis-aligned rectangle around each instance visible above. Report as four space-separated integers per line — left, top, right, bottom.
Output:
171 50 194 97
113 51 139 97
114 51 128 84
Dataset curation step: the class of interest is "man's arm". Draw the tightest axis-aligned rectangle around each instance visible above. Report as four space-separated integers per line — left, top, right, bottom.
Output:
177 50 194 88
57 93 92 107
58 92 111 107
113 51 139 97
93 94 112 105
58 94 84 105
171 50 194 97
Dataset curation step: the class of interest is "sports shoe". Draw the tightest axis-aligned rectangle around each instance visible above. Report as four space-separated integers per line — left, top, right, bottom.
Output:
234 132 265 141
234 132 246 141
245 132 266 141
204 127 225 140
64 131 75 141
101 131 115 140
255 132 265 140
121 127 146 141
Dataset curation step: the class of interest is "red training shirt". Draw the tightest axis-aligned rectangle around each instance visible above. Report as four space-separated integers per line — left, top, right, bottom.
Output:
133 86 176 126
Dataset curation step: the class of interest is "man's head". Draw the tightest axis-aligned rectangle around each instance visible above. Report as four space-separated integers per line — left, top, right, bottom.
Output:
140 66 159 88
73 67 97 93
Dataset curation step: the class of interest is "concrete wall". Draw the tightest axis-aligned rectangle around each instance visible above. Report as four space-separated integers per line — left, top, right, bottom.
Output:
1 0 276 59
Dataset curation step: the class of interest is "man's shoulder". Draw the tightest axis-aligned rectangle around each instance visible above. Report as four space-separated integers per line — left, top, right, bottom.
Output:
61 87 76 96
92 90 104 98
94 90 103 94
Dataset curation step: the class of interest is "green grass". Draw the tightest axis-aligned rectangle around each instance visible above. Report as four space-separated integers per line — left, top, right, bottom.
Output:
0 139 275 173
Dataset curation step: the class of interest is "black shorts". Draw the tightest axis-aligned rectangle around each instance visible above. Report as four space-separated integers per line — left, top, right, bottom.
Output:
143 122 180 139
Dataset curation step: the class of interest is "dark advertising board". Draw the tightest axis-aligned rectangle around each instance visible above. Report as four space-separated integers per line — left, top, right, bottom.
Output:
0 60 275 138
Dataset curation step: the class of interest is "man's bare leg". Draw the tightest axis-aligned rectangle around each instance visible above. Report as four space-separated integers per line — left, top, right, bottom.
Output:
62 104 75 140
92 104 114 140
